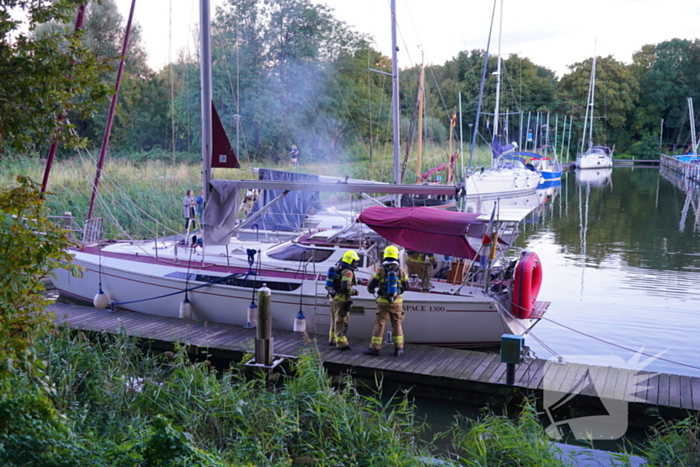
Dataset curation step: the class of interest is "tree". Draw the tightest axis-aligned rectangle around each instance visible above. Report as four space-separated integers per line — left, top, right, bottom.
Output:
633 39 700 146
0 177 77 378
0 0 109 154
559 56 638 150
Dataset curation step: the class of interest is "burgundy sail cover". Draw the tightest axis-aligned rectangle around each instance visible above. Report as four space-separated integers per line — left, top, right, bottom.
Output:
211 102 240 168
359 206 483 259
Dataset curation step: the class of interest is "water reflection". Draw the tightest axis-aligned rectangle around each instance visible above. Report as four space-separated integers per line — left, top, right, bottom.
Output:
575 167 612 187
517 168 700 377
660 165 700 233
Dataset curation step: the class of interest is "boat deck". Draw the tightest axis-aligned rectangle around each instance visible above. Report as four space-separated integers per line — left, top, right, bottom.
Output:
48 298 700 426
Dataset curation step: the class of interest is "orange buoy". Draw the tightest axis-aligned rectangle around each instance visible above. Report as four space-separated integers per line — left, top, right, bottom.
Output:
511 251 543 319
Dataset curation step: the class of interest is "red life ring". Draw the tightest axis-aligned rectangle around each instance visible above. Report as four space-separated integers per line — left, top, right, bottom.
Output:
511 251 543 319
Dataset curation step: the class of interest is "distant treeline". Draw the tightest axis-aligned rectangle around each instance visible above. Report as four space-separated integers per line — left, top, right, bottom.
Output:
8 0 700 163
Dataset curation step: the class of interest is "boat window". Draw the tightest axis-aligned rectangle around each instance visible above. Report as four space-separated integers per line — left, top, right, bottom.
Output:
165 272 302 292
266 242 334 262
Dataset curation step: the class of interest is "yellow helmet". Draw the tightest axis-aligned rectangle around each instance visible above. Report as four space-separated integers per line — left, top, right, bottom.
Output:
384 245 399 260
342 250 360 264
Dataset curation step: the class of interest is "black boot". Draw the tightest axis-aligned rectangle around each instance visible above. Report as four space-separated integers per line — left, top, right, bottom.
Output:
394 348 404 357
363 348 379 357
338 345 352 351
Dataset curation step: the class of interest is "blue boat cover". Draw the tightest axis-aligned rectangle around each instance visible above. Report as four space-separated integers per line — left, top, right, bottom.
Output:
241 169 320 232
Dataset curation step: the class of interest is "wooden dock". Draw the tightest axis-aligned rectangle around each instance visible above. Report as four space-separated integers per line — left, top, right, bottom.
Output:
48 299 700 426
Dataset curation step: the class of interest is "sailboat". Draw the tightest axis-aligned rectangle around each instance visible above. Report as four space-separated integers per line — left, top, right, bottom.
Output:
575 54 613 170
50 0 549 348
463 0 539 199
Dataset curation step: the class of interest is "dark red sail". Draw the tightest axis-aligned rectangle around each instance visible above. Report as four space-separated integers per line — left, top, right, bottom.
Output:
211 102 240 168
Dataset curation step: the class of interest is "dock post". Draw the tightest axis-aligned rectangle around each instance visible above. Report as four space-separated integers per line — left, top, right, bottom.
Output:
500 334 524 386
255 284 273 367
506 363 515 385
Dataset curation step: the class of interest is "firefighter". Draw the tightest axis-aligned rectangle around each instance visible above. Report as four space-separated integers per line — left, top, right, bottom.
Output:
406 250 437 292
363 245 410 357
329 250 360 350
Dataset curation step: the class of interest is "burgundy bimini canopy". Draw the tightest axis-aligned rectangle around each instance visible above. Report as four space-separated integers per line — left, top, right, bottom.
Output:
358 206 484 259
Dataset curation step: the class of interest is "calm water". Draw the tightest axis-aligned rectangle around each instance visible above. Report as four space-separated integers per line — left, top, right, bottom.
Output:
517 166 700 378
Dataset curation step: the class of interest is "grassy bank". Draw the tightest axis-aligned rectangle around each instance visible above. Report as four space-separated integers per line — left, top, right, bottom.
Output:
0 328 573 466
5 327 697 466
1 145 493 239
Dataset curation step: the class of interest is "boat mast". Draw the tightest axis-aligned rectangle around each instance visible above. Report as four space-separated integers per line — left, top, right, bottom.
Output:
492 0 503 152
390 0 400 186
87 0 136 220
201 0 213 204
41 4 86 195
689 98 697 154
588 53 596 147
468 0 497 168
416 63 425 182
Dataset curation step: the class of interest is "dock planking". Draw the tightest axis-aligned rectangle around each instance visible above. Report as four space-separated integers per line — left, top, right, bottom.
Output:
48 300 700 421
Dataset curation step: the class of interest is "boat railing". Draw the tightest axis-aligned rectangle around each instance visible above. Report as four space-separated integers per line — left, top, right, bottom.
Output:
47 212 92 243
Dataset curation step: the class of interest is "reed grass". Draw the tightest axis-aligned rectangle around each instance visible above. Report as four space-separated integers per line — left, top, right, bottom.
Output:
6 326 690 466
29 328 437 466
1 145 492 240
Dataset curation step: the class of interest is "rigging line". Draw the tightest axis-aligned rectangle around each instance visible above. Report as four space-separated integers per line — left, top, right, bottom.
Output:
327 78 370 152
72 140 184 239
543 316 700 372
92 171 181 239
395 0 417 68
169 0 175 163
427 66 452 128
214 19 254 171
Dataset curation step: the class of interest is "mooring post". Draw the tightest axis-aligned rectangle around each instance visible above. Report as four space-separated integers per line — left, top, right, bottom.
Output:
255 284 273 366
500 334 524 386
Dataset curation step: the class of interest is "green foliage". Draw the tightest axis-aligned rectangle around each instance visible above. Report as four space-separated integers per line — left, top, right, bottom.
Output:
0 0 110 153
448 402 569 466
630 133 662 160
134 415 228 467
0 176 76 378
27 329 436 466
642 416 700 466
0 388 95 466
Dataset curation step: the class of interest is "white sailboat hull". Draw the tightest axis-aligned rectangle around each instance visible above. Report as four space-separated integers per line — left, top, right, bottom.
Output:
464 168 539 199
576 154 613 169
51 246 537 348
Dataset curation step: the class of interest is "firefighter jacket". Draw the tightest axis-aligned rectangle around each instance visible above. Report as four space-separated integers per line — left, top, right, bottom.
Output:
333 266 357 303
406 251 437 266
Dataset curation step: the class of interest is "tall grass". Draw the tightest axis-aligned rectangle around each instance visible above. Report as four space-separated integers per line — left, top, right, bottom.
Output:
1 145 493 240
7 327 692 465
29 328 437 466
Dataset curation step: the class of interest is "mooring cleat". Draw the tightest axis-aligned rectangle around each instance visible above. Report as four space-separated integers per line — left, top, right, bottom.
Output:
394 349 404 357
363 348 380 357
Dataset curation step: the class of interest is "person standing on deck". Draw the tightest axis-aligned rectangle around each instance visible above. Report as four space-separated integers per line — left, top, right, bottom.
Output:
182 189 196 231
329 250 360 351
406 250 437 292
290 144 299 168
195 189 204 227
363 245 410 357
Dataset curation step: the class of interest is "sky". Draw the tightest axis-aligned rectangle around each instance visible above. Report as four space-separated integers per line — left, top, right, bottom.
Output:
116 0 700 78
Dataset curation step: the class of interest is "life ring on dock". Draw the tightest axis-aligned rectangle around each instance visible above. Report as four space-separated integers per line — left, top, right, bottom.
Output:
511 251 543 319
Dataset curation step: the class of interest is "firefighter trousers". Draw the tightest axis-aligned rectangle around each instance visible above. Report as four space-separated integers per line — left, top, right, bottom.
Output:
330 299 351 348
369 302 404 350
